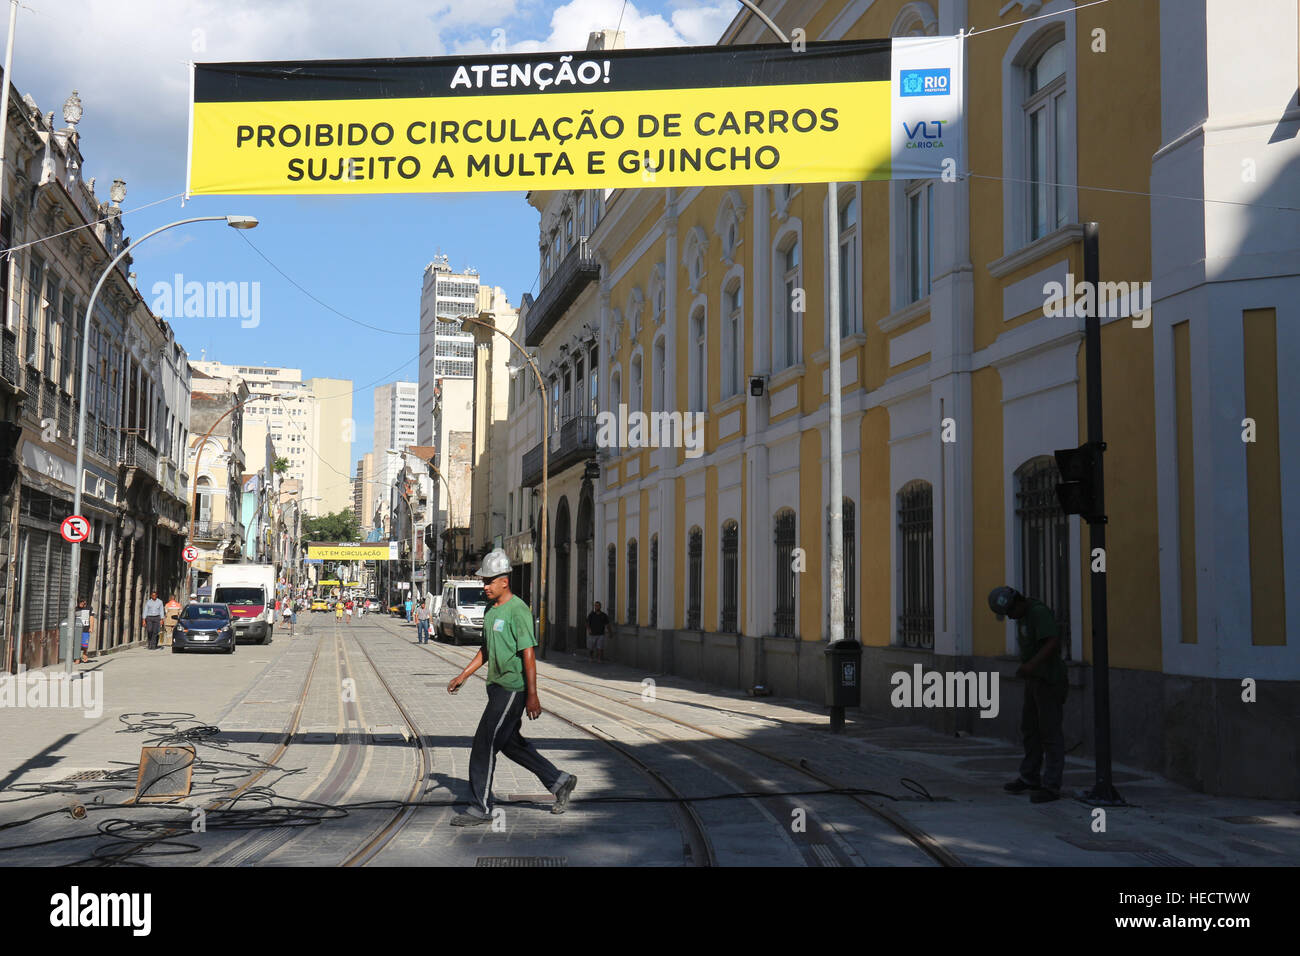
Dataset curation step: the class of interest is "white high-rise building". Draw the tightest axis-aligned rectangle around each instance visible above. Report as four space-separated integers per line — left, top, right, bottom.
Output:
189 360 354 517
420 255 479 388
374 381 420 526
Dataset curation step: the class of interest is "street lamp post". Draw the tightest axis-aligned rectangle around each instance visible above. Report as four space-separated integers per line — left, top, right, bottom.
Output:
447 311 550 657
64 214 257 673
384 449 420 612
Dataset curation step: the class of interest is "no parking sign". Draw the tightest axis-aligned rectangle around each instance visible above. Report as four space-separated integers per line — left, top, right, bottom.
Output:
182 545 199 564
60 515 90 543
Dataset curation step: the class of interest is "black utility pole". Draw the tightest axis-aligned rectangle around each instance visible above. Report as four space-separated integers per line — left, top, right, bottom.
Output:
1082 222 1121 805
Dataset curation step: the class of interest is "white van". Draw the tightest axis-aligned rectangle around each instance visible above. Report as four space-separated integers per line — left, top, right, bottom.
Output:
435 578 488 645
211 563 277 644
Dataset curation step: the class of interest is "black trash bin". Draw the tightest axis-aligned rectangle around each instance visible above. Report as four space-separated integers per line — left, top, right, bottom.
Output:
824 639 862 732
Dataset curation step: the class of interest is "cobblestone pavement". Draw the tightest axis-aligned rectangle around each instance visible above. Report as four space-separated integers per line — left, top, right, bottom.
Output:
0 610 1295 867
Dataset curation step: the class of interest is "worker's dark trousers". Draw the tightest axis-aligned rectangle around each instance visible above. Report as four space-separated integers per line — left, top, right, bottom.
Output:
145 618 161 650
467 683 569 817
1018 678 1067 792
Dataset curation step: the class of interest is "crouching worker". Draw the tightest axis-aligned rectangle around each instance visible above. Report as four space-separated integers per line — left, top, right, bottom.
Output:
446 548 577 826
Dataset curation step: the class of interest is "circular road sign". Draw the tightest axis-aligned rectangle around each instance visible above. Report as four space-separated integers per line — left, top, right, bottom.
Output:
182 544 199 564
60 515 90 543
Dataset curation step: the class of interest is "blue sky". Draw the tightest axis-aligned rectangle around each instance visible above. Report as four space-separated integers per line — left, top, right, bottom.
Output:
15 0 737 473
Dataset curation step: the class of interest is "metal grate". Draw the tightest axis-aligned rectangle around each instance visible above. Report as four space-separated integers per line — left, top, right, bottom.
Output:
626 539 637 625
649 534 658 628
606 544 616 622
898 482 933 648
476 856 567 867
721 520 738 632
1016 458 1072 657
774 509 796 637
686 527 702 630
62 770 109 781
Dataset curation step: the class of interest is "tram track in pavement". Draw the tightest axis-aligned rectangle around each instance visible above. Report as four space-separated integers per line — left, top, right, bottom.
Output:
411 631 960 867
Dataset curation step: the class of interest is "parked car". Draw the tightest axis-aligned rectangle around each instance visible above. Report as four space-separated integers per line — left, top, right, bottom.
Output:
436 579 488 645
172 603 237 654
310 598 329 611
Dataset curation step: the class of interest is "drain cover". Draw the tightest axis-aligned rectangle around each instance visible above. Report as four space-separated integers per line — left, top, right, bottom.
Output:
62 770 110 781
476 857 567 867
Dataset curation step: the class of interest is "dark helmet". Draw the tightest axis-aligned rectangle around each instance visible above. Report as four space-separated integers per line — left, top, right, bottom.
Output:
988 586 1021 621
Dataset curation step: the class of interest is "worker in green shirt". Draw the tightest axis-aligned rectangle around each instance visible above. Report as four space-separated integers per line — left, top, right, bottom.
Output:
447 548 578 826
989 586 1067 804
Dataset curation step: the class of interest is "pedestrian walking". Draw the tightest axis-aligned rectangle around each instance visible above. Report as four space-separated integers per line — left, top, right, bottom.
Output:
345 598 354 625
335 600 344 623
416 597 431 643
989 586 1067 803
585 601 609 664
76 599 94 664
404 597 413 622
163 594 182 648
446 548 577 826
142 591 165 650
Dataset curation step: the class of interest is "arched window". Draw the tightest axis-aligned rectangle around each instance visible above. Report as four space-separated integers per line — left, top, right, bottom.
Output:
775 235 801 371
1025 37 1068 240
834 195 861 337
897 481 933 647
649 533 658 628
626 539 638 625
196 476 214 528
629 354 643 414
720 520 739 632
686 526 703 630
610 369 622 417
1015 456 1072 656
722 280 743 399
774 509 797 637
689 307 706 412
652 338 666 413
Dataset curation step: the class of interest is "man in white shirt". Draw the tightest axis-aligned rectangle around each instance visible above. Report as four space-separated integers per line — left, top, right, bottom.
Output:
142 591 165 650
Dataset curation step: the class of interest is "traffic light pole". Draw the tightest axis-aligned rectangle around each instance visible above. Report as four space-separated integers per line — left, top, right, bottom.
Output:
1082 222 1120 805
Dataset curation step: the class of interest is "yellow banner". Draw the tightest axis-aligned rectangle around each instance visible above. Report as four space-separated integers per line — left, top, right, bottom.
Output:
307 544 393 560
190 83 890 195
187 39 963 196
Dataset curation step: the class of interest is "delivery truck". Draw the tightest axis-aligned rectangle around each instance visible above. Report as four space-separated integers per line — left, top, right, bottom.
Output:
210 563 278 644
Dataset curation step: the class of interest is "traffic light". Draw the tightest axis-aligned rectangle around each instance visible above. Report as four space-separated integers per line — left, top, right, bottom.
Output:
1054 441 1106 524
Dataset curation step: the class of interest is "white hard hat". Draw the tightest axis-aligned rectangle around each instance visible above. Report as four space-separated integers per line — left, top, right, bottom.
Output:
475 548 512 579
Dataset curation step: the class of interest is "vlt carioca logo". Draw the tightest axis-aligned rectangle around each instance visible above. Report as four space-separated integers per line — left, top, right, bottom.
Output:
903 119 945 148
900 68 951 96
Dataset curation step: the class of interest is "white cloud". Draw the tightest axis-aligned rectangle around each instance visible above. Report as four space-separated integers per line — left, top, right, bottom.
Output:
451 0 736 54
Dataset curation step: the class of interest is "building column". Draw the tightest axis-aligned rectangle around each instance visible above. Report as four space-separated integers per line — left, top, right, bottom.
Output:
659 193 680 630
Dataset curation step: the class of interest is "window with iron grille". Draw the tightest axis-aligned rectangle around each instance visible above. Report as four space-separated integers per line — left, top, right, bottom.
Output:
686 527 702 629
843 499 856 636
626 539 637 625
897 481 933 647
649 534 658 628
1015 457 1072 657
721 520 738 632
774 509 796 637
606 543 616 621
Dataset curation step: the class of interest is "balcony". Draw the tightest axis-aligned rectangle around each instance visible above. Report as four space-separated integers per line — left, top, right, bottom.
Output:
521 415 599 488
1 327 17 387
192 519 236 543
524 244 600 347
119 430 158 478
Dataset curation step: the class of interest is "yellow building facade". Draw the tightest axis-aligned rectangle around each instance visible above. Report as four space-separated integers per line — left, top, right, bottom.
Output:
520 0 1299 797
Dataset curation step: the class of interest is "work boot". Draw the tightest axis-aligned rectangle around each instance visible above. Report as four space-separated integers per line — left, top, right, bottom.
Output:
449 812 492 827
1003 778 1042 794
552 773 578 814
